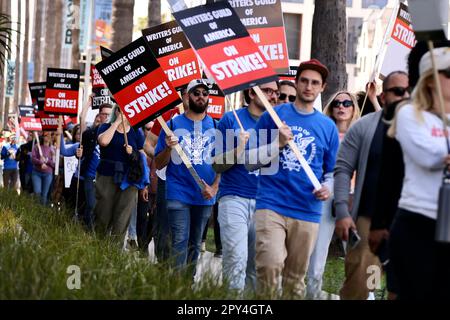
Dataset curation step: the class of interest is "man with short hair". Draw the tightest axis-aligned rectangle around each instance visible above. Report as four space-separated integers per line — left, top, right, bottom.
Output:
334 70 410 300
213 80 279 294
247 59 339 298
155 79 220 275
1 134 19 191
80 102 113 230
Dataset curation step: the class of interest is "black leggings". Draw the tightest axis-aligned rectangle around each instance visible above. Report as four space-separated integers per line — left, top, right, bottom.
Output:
389 208 450 300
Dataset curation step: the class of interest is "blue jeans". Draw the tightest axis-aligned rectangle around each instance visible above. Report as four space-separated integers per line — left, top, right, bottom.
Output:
128 205 137 240
218 195 256 293
167 199 212 273
84 176 96 230
32 170 53 205
306 198 335 298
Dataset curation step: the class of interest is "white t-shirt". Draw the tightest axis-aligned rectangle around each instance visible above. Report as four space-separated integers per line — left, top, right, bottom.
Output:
395 104 450 220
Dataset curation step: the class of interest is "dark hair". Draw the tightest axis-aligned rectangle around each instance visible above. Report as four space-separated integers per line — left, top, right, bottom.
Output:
71 124 81 143
243 81 280 105
408 40 450 89
279 80 296 90
382 71 408 92
356 91 382 117
99 103 113 113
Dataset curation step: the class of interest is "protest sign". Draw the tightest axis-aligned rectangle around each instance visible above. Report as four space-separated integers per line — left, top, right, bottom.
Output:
91 65 113 109
380 3 416 79
36 111 59 131
64 156 78 188
207 83 225 119
95 37 182 128
20 117 42 132
408 0 448 41
228 0 289 73
142 20 201 89
278 66 298 82
28 82 47 111
19 105 36 118
44 68 80 115
173 1 278 95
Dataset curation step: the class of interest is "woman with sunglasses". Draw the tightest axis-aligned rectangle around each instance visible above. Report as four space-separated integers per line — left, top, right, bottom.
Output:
388 47 450 300
306 90 360 300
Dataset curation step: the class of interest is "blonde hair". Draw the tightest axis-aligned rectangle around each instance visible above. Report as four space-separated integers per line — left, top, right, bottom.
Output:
323 91 361 127
387 70 433 138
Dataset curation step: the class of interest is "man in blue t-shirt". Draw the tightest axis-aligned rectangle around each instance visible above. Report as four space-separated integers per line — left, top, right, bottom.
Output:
247 59 339 298
212 80 279 293
1 134 19 190
155 79 220 275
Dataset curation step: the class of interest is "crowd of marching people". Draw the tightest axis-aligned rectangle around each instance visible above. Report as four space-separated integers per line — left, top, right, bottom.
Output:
1 40 450 300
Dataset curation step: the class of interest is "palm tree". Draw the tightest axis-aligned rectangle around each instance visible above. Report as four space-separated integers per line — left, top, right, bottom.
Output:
147 0 161 28
33 0 44 81
20 0 30 104
311 0 348 102
110 0 135 51
13 0 22 110
71 0 80 70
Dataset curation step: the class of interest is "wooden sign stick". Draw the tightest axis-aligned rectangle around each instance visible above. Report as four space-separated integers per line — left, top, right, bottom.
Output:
157 115 205 191
253 86 322 191
54 116 63 176
120 112 129 147
33 131 43 158
225 95 245 132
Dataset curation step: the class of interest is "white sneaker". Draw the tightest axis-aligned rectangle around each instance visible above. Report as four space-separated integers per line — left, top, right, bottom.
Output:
200 241 206 252
367 292 376 300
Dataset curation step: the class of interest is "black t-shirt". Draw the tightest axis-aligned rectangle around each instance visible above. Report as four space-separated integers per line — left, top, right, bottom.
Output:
358 117 386 218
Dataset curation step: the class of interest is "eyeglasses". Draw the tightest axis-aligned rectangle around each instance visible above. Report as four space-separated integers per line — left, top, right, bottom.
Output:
331 100 354 108
439 68 450 79
298 77 322 88
384 86 411 97
279 93 296 102
192 90 209 97
261 88 280 98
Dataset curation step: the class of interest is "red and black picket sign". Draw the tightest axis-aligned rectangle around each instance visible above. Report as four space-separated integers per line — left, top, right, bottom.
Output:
36 111 59 131
207 83 225 119
142 20 201 90
91 65 113 109
20 117 42 132
278 66 298 82
95 37 182 128
229 0 289 73
28 82 46 111
173 1 278 95
100 46 114 60
19 105 37 118
44 68 80 116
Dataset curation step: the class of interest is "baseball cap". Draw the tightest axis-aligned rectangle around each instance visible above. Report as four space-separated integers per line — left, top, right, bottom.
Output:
186 79 213 93
296 59 329 83
419 47 450 76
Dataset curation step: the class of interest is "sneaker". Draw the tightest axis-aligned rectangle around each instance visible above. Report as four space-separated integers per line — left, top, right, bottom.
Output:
200 241 206 252
214 249 222 258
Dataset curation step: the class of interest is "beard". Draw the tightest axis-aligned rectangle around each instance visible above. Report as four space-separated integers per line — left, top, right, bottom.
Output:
189 96 209 114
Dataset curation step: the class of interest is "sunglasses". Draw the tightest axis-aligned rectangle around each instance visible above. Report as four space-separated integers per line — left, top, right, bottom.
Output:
331 100 354 108
439 68 450 79
385 86 410 97
192 90 209 97
279 93 296 102
260 87 280 97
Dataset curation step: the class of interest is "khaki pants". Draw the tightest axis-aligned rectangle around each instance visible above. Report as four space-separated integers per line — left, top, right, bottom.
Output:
94 174 137 244
255 209 319 299
3 169 18 190
340 216 382 300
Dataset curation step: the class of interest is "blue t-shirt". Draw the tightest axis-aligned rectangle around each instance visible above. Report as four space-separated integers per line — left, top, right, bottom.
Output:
254 103 339 223
1 143 19 170
216 107 260 199
96 123 145 176
86 145 100 179
155 113 217 206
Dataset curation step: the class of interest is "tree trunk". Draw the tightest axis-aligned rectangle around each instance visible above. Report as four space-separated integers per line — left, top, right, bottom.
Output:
13 0 22 112
311 0 347 103
71 0 80 70
53 0 64 68
42 0 56 78
21 0 30 104
111 0 135 51
0 0 12 129
33 0 44 81
147 0 161 28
